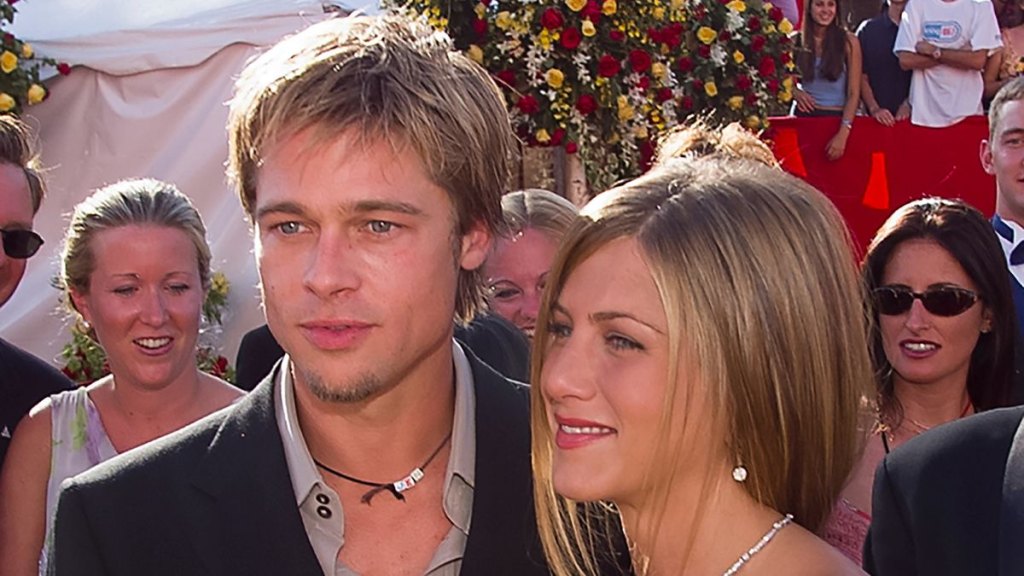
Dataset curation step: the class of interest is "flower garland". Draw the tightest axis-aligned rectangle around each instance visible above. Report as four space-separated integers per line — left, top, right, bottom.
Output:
389 0 796 191
0 0 70 114
60 272 236 385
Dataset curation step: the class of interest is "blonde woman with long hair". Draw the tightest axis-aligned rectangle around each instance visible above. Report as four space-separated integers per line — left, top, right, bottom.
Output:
531 145 871 574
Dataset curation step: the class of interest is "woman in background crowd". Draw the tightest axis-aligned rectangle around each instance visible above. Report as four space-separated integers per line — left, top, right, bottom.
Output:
823 198 1016 564
0 179 242 575
984 0 1024 100
794 0 863 160
532 128 870 575
481 189 577 341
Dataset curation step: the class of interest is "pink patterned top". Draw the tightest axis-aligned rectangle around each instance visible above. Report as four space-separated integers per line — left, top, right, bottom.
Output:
822 498 871 566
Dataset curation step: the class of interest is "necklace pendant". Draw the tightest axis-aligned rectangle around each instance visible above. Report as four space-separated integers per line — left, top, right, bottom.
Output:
393 467 425 493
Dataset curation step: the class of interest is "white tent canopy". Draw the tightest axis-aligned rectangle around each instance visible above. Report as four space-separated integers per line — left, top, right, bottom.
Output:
2 0 380 372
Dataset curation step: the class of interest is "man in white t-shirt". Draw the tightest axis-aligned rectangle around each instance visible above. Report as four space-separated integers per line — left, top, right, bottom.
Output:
894 0 1001 127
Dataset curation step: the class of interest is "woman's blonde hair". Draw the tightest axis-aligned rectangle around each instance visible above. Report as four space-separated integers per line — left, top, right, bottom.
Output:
531 156 871 575
500 189 578 241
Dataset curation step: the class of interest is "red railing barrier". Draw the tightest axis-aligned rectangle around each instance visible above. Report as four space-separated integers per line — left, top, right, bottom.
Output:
766 115 995 256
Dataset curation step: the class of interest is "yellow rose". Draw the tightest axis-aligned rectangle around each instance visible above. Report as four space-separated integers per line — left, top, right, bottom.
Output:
21 43 32 59
566 0 587 11
779 88 793 103
474 3 486 19
745 115 762 130
602 0 617 16
467 44 484 65
582 20 597 37
495 11 513 30
633 125 649 139
733 51 745 65
26 84 45 105
0 51 18 74
728 95 744 110
653 6 666 20
765 24 777 34
536 129 552 144
705 81 718 97
0 93 14 112
782 76 794 89
726 0 747 12
779 18 794 34
617 95 635 121
546 68 565 89
652 62 667 80
697 27 717 45
672 0 684 7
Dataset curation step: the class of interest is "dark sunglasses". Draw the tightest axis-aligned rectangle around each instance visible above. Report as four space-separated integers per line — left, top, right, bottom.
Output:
1 228 43 259
872 286 979 317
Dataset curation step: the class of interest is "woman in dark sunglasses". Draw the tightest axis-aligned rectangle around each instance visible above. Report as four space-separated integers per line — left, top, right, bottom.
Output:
823 197 1017 564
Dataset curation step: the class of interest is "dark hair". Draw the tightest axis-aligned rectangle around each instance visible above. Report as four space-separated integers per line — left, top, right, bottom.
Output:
862 198 1016 424
0 115 44 214
797 0 848 82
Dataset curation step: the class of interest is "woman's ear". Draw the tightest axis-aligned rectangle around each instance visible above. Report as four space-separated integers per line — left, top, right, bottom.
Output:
981 308 994 334
70 288 93 326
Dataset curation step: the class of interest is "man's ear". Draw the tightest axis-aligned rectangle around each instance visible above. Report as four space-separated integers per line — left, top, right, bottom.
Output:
458 220 492 272
981 139 996 175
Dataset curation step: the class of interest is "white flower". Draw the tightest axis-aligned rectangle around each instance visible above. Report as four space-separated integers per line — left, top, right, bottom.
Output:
725 11 744 33
710 45 728 66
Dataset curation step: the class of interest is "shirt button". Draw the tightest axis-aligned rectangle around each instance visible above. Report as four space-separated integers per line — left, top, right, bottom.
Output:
316 506 332 519
315 493 330 505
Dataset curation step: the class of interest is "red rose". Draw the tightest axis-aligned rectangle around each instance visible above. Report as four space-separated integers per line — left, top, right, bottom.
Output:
495 69 516 87
736 74 752 91
694 5 707 19
2 33 12 46
57 62 72 76
759 56 777 76
665 24 684 49
517 94 541 115
767 78 780 93
719 30 731 43
648 27 664 44
598 54 621 77
637 76 651 90
576 93 598 115
472 18 488 37
681 96 694 110
656 87 674 103
561 27 582 50
698 44 711 59
751 35 766 52
779 35 791 46
582 1 602 22
609 29 625 42
541 8 564 30
769 6 784 22
779 51 792 64
629 49 652 73
748 16 762 32
551 128 566 146
678 56 694 73
746 93 759 106
639 140 655 170
566 141 579 154
692 78 704 92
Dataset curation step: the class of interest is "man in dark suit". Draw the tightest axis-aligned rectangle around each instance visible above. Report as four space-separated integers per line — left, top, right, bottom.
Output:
0 115 73 470
49 15 549 575
864 406 1024 575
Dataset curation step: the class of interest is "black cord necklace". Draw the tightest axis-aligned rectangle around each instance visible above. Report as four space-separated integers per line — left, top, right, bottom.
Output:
313 431 452 505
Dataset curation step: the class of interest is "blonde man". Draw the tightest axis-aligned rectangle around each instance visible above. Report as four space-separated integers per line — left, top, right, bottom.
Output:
47 15 550 576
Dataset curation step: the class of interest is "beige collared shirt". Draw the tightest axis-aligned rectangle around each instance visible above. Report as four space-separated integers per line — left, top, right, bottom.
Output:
275 341 477 576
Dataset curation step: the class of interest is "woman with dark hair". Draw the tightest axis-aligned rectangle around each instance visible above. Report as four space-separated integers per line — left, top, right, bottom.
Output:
793 0 862 160
823 197 1017 564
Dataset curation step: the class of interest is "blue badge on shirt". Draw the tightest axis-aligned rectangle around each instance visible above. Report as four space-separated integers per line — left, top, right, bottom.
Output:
922 21 962 44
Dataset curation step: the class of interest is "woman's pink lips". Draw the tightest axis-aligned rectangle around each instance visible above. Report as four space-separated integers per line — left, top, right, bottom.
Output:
899 339 940 360
553 416 617 450
300 321 374 351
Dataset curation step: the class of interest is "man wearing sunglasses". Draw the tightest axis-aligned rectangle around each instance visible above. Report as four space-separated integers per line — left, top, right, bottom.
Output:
0 115 73 471
864 77 1024 575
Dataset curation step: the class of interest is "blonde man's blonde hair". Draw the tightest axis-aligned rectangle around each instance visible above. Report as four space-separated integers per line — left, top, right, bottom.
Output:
227 15 518 322
531 156 871 575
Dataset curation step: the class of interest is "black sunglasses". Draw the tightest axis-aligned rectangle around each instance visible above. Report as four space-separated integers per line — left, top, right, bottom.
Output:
872 286 979 317
1 228 43 259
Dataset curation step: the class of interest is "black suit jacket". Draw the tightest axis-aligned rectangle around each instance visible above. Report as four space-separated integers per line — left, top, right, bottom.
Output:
864 406 1024 576
0 337 74 469
49 351 549 575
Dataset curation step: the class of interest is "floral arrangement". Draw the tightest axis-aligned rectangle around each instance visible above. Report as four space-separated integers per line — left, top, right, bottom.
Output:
389 0 796 191
60 272 236 385
0 0 70 114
